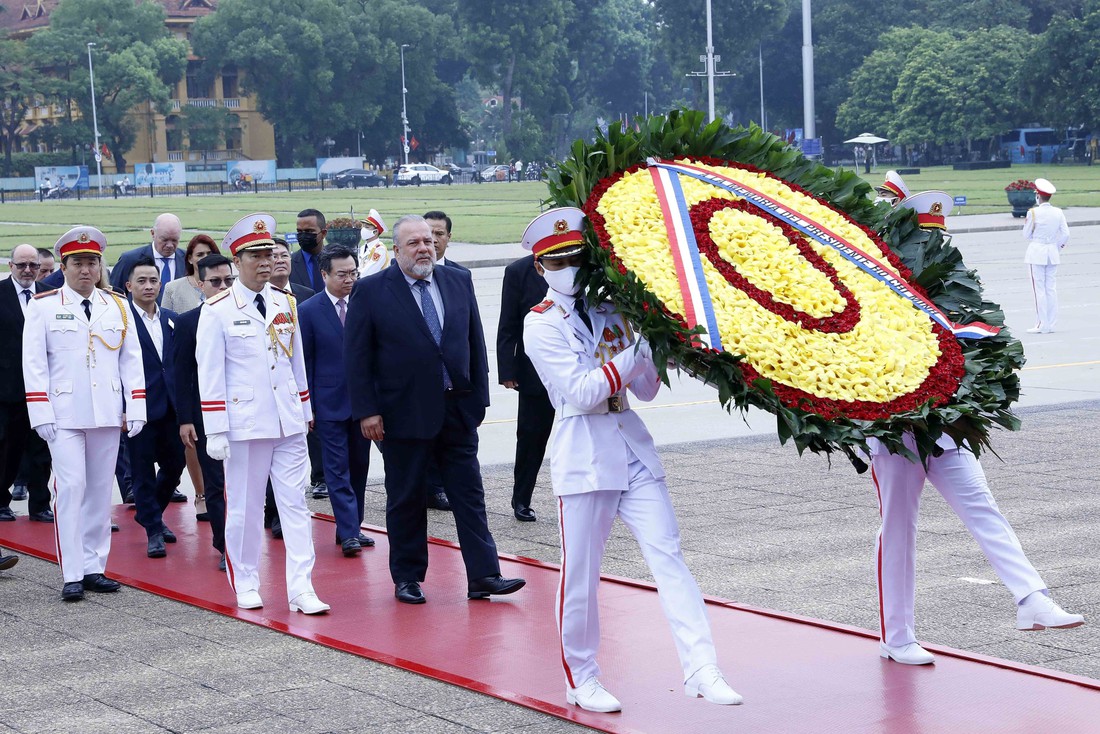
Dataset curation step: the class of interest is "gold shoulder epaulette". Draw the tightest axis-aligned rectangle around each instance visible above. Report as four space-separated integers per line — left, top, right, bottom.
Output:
206 289 232 305
32 289 58 299
530 298 555 314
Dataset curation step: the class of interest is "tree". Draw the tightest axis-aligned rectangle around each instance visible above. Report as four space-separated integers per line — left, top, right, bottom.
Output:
28 0 187 173
1020 7 1100 130
0 39 43 176
181 104 231 164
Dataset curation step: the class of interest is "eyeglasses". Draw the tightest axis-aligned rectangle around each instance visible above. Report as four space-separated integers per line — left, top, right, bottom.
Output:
204 276 236 287
330 270 358 280
12 262 40 271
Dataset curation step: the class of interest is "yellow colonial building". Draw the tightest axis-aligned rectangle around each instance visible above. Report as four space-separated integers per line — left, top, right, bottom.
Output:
0 0 274 171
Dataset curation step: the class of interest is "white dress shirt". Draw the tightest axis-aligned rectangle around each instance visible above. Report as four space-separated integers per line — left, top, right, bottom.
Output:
12 275 35 316
139 304 163 360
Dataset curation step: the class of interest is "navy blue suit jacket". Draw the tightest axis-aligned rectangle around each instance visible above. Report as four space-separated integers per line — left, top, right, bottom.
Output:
345 264 489 440
129 303 178 422
41 269 65 290
299 291 352 422
110 244 186 294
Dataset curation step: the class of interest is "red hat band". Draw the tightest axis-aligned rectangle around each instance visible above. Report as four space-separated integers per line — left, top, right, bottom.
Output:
532 230 583 258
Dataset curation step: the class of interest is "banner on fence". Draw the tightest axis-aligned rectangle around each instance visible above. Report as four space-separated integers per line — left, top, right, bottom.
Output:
316 157 364 180
226 160 276 185
133 162 186 187
34 165 89 191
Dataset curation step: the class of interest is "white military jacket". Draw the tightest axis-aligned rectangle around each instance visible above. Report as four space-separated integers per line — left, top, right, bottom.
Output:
22 285 146 429
195 280 312 440
1022 202 1069 265
523 290 663 495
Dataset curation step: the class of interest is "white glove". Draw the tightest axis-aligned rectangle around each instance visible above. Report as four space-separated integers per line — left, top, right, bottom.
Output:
126 420 145 438
635 337 653 363
206 433 231 461
35 423 57 442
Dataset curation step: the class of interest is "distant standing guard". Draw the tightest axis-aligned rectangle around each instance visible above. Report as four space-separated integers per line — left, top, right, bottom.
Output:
22 227 147 601
196 213 329 615
522 208 741 713
357 209 390 277
1022 177 1068 333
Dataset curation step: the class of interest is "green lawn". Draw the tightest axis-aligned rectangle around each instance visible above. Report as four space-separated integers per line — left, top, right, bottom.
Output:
0 181 548 263
4 163 1099 264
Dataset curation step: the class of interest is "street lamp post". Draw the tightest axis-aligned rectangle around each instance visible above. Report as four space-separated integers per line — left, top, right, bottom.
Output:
87 42 103 194
399 43 411 166
685 0 733 123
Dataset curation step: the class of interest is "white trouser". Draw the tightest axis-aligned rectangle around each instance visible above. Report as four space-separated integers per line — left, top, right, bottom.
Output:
223 435 316 602
1029 263 1058 331
556 456 717 688
871 445 1046 647
48 427 120 583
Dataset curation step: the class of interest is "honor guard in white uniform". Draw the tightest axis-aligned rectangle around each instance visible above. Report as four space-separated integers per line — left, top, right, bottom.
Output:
1021 177 1068 333
521 208 741 713
874 169 911 205
196 213 329 615
22 227 146 601
357 209 389 277
871 191 1083 666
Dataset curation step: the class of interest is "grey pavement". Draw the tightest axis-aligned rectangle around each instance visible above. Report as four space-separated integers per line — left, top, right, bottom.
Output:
2 209 1099 733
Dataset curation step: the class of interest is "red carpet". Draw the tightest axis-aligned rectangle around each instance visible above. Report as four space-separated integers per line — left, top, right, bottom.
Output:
3 504 1099 733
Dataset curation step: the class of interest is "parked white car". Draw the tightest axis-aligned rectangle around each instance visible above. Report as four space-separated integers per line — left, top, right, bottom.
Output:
395 164 453 186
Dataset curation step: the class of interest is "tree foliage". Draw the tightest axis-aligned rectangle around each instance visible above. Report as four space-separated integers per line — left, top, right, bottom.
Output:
28 0 187 172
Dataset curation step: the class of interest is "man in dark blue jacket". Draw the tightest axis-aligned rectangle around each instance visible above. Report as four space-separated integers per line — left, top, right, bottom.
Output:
125 257 186 558
171 254 233 569
345 215 524 604
299 245 375 557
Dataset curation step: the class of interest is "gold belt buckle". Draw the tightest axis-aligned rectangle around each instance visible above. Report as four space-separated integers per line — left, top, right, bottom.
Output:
607 395 624 413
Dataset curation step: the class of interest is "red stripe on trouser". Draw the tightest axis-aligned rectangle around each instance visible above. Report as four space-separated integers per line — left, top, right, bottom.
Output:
51 477 63 575
557 496 576 689
1029 266 1041 329
871 464 886 642
223 477 236 592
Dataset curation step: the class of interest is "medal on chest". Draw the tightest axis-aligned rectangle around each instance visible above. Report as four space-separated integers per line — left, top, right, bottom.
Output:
268 310 296 359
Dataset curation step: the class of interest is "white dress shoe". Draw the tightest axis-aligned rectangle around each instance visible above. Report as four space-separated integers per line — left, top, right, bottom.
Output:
236 590 263 609
684 664 743 705
289 592 331 615
566 677 622 713
1025 327 1043 334
1017 593 1084 631
879 642 935 665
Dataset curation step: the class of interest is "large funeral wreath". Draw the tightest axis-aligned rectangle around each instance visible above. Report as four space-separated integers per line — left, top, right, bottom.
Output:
544 110 1024 466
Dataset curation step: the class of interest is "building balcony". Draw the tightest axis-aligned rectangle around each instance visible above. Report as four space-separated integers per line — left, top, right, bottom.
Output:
167 148 245 162
171 98 244 112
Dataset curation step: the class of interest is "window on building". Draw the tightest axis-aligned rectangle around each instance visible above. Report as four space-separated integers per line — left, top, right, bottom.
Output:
222 66 239 99
165 114 182 151
226 114 242 152
185 61 212 100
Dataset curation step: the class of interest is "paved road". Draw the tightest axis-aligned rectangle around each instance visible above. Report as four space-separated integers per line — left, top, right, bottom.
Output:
1 210 1097 733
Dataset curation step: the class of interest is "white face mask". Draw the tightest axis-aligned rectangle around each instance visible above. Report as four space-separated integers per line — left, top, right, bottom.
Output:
542 265 581 296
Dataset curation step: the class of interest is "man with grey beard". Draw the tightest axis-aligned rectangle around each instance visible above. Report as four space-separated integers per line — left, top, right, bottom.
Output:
344 215 524 605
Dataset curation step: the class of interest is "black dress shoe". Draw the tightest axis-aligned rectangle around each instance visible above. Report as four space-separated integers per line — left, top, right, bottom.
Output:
0 554 18 571
29 509 54 523
218 554 226 572
81 573 121 593
426 492 452 511
111 523 119 532
513 505 537 522
270 518 283 539
61 582 84 601
341 537 362 557
310 482 329 499
11 485 27 501
122 491 135 505
356 532 376 548
147 534 167 558
170 489 187 503
468 575 526 600
395 581 426 604
195 512 210 522
161 527 177 543
0 507 15 521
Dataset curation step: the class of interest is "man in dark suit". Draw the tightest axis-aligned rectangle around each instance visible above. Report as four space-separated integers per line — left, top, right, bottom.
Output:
345 214 524 604
299 245 375 557
125 257 186 558
496 254 555 522
0 245 53 523
172 253 233 569
290 209 326 294
109 213 186 299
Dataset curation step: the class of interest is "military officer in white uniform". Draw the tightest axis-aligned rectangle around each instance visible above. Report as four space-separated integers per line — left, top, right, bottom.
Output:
1021 177 1068 333
22 226 146 601
357 208 389 277
872 191 1083 666
196 213 329 615
522 208 741 713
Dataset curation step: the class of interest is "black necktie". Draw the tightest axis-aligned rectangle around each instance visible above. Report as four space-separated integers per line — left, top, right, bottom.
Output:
574 299 593 334
82 299 92 320
21 289 32 305
254 294 266 318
